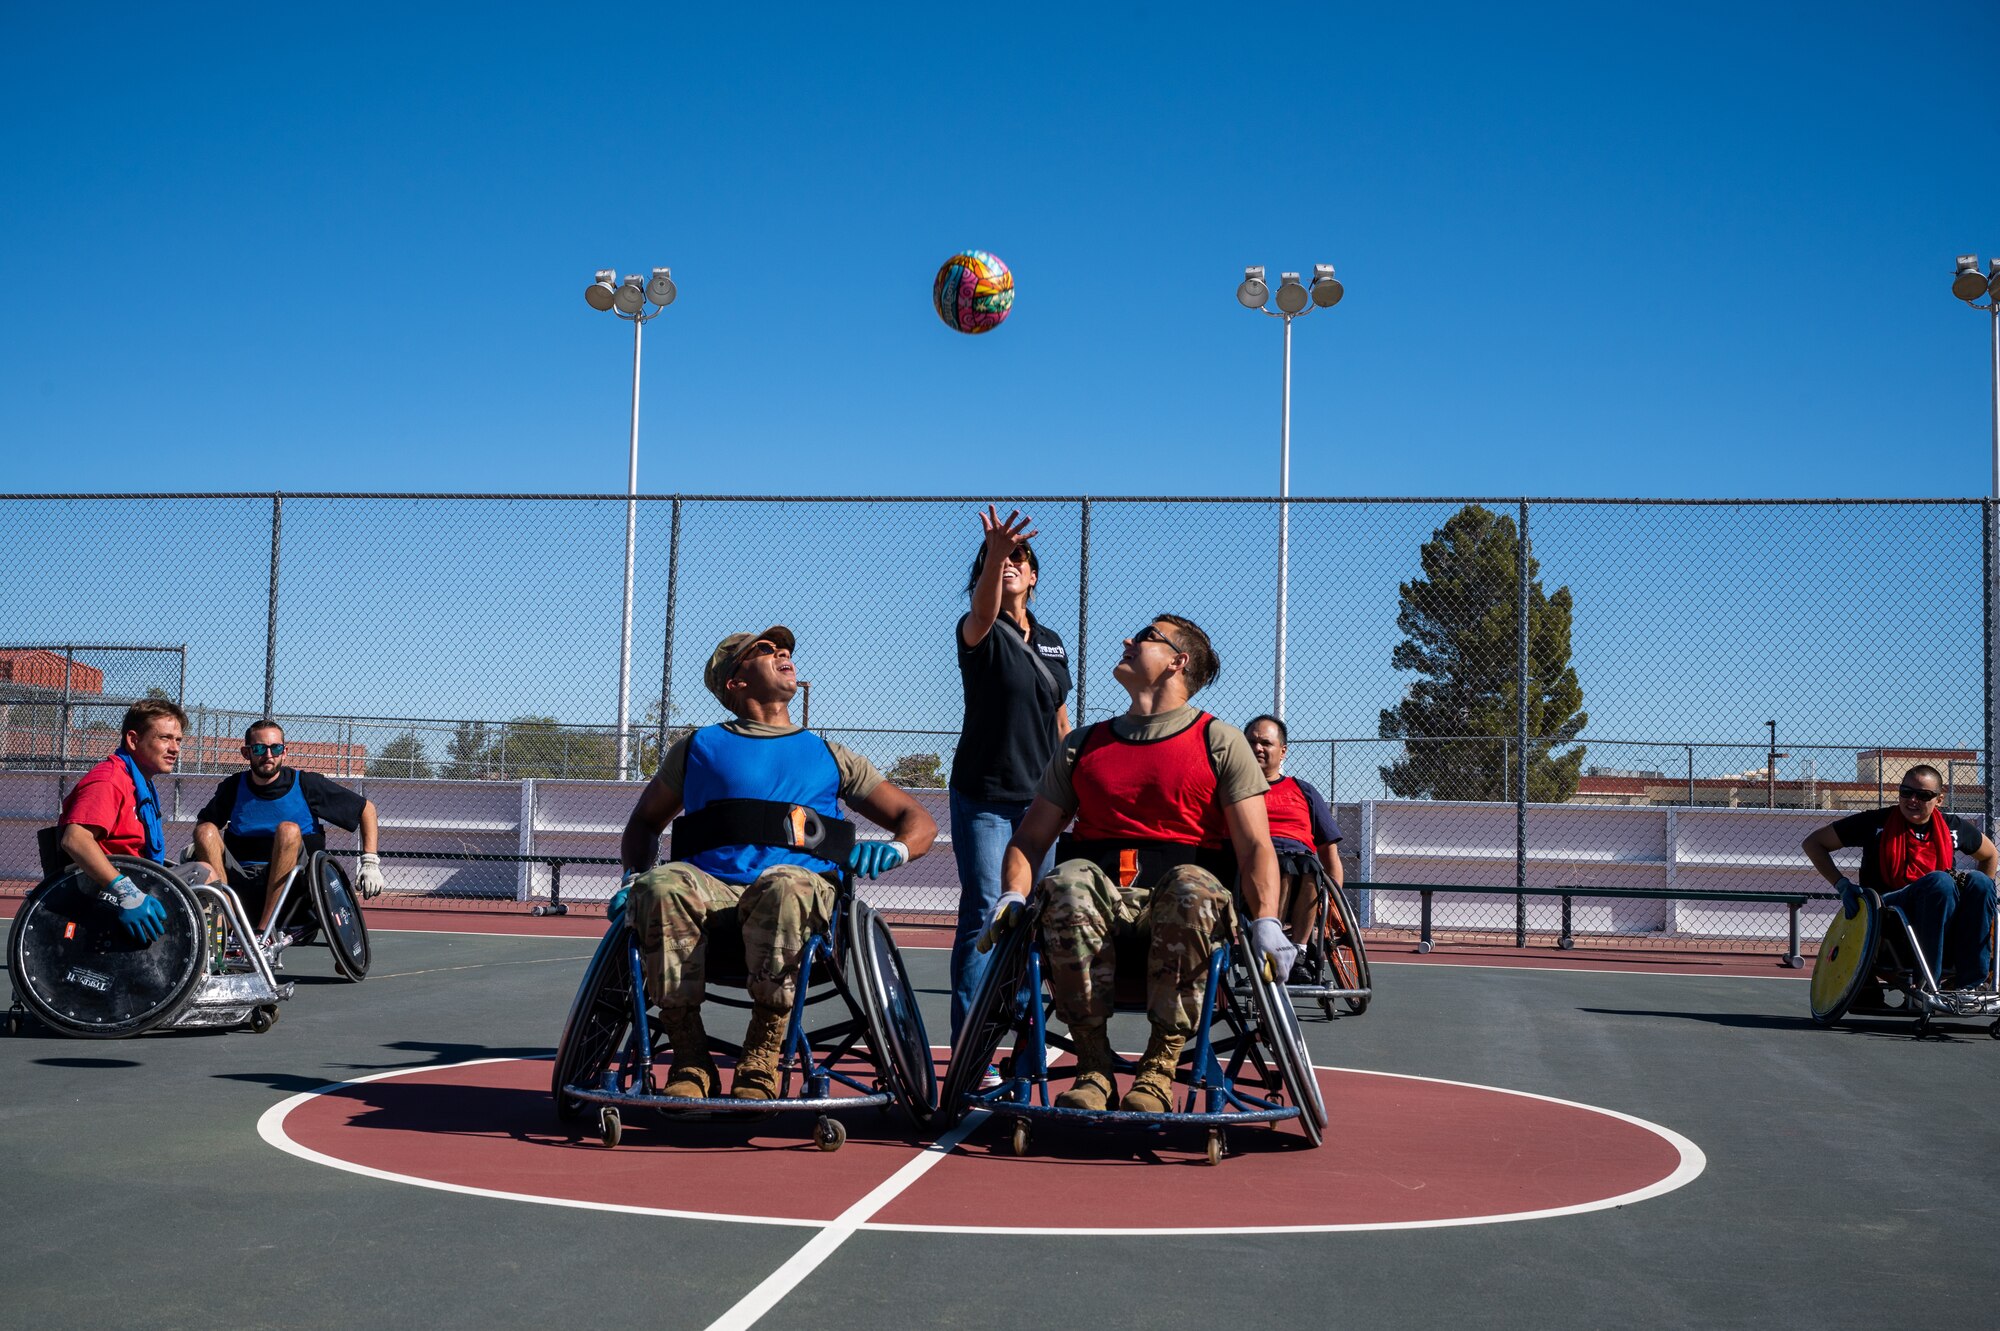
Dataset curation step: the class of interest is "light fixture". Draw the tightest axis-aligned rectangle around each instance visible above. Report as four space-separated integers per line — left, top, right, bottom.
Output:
612 275 647 315
585 269 618 311
1953 255 1989 303
1274 271 1309 315
646 268 676 306
1237 265 1269 309
1310 263 1344 308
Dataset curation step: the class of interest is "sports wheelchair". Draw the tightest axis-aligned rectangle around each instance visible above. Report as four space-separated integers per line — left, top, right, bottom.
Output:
1811 885 2000 1040
7 834 297 1038
186 843 372 982
939 892 1328 1166
1277 851 1372 1019
552 869 936 1152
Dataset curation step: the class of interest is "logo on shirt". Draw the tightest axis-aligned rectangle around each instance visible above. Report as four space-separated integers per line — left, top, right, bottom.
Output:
1037 644 1066 658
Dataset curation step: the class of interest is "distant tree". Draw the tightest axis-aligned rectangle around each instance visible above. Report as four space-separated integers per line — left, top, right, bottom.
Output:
1377 504 1587 801
634 699 692 779
442 721 495 779
496 716 619 780
885 752 945 789
143 686 170 701
370 732 434 779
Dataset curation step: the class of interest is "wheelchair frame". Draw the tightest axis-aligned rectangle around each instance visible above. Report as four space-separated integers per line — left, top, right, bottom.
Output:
1283 855 1373 1019
552 877 935 1152
1811 887 2000 1040
939 899 1327 1165
7 856 295 1038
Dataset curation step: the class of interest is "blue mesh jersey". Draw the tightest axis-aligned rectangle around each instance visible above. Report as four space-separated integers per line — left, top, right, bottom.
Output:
680 725 846 883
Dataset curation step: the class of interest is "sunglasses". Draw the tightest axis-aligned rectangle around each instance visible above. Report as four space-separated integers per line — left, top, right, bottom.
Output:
1896 786 1940 802
247 742 286 757
1133 624 1186 653
731 640 784 675
1003 546 1034 565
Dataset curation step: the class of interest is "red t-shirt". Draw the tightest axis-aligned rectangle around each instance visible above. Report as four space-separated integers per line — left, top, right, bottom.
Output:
59 754 148 857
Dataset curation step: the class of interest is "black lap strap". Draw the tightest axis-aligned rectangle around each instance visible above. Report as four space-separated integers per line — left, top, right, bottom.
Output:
1058 836 1231 888
670 799 857 863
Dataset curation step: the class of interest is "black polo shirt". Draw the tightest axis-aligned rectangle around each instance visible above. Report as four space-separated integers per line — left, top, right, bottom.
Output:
1828 808 1980 890
950 610 1071 803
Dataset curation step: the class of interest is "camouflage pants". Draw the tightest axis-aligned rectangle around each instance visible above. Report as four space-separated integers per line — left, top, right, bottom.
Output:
632 861 834 1013
1038 858 1233 1034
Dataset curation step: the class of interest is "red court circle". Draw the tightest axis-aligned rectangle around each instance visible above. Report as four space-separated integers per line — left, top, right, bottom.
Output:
260 1057 1704 1233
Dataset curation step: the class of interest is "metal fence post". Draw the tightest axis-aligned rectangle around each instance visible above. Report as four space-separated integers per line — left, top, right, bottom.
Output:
1516 498 1530 947
1077 497 1091 723
658 496 682 768
1986 498 1996 841
264 492 283 719
58 645 73 771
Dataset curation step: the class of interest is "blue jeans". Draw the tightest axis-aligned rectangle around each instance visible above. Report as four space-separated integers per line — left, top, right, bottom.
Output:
1881 870 1997 988
948 789 1055 1042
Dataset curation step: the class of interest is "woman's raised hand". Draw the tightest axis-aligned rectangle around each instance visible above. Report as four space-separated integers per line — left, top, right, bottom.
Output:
979 503 1038 557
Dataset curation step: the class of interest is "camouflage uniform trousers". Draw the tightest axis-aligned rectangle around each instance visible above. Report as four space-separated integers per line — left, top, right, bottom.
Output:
1037 858 1233 1034
632 861 835 1014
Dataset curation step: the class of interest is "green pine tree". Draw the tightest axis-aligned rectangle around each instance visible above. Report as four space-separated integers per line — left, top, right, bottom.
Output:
1377 504 1587 801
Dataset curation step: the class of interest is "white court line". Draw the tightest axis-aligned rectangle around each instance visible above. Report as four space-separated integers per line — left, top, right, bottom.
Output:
700 1109 988 1331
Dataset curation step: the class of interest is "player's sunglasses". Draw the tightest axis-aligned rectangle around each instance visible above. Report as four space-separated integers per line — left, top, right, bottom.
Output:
1132 624 1185 653
731 640 784 675
247 742 286 757
1003 546 1033 565
1896 786 1940 802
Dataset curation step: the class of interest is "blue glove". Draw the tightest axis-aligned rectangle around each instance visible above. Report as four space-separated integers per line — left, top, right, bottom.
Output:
97 874 168 944
1248 917 1298 984
847 840 909 880
607 874 634 925
1836 877 1861 920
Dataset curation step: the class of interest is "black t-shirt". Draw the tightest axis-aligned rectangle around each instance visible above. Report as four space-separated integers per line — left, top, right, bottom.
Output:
950 609 1072 803
1828 808 1980 890
196 768 367 863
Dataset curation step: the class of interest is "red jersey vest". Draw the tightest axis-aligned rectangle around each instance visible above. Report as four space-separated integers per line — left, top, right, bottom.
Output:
1263 775 1316 848
1071 713 1225 846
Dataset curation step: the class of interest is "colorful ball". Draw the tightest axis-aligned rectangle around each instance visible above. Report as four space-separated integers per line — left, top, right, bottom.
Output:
932 250 1014 334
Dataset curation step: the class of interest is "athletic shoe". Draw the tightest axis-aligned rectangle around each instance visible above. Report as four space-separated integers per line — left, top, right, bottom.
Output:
978 1064 1003 1091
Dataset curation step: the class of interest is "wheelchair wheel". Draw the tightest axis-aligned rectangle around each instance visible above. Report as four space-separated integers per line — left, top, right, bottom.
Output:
1238 929 1326 1145
6 858 208 1039
1811 890 1882 1026
845 897 937 1129
937 901 1037 1127
305 852 371 982
1319 880 1372 1016
552 925 636 1123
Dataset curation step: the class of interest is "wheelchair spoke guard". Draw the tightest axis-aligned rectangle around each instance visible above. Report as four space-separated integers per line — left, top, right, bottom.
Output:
8 857 208 1039
938 900 1036 1126
1240 930 1326 1145
846 896 937 1128
1810 889 1881 1026
307 851 372 982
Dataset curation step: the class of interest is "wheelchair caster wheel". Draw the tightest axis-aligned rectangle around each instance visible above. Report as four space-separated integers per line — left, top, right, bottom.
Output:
1318 997 1338 1021
248 1005 279 1034
1009 1117 1031 1157
1988 1019 2000 1040
1205 1129 1224 1166
599 1107 622 1148
814 1115 846 1152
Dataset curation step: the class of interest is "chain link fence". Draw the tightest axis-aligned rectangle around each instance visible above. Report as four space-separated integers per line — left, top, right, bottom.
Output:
4 493 1992 955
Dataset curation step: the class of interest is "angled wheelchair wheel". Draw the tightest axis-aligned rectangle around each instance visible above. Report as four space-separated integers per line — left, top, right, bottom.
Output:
7 858 208 1039
1321 880 1372 1016
938 902 1037 1127
552 925 636 1123
306 852 371 982
1239 930 1326 1145
846 898 937 1129
1811 890 1881 1026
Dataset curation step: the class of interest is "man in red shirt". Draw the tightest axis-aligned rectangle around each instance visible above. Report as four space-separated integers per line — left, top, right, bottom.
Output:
56 698 189 943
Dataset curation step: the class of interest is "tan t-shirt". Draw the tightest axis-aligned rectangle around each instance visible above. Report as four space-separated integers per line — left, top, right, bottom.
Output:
1033 704 1267 816
656 720 884 808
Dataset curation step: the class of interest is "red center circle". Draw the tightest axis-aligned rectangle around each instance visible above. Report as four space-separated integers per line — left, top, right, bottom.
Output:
266 1057 1700 1232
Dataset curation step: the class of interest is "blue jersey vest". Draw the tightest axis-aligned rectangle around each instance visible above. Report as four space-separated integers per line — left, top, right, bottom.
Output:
681 726 844 884
227 772 319 856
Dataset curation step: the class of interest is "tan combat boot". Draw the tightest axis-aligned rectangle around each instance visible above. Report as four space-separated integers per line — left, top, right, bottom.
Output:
658 1007 720 1099
1054 1022 1118 1111
1118 1027 1186 1114
731 1005 790 1100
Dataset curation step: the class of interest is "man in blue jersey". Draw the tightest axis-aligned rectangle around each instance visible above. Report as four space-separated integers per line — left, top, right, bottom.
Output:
618 627 938 1101
191 720 384 936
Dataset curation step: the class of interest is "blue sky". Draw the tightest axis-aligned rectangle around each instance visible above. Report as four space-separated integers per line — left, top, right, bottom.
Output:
4 2 1996 499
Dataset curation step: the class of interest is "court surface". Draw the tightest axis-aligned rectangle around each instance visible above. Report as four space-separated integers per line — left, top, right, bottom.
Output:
4 920 1997 1330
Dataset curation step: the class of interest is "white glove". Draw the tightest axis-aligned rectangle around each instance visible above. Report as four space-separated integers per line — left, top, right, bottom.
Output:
979 891 1029 951
357 852 385 899
1248 917 1298 983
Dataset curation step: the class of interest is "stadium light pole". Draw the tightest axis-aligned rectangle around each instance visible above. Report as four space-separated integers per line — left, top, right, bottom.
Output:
1951 256 2000 496
1238 263 1343 719
585 266 676 780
